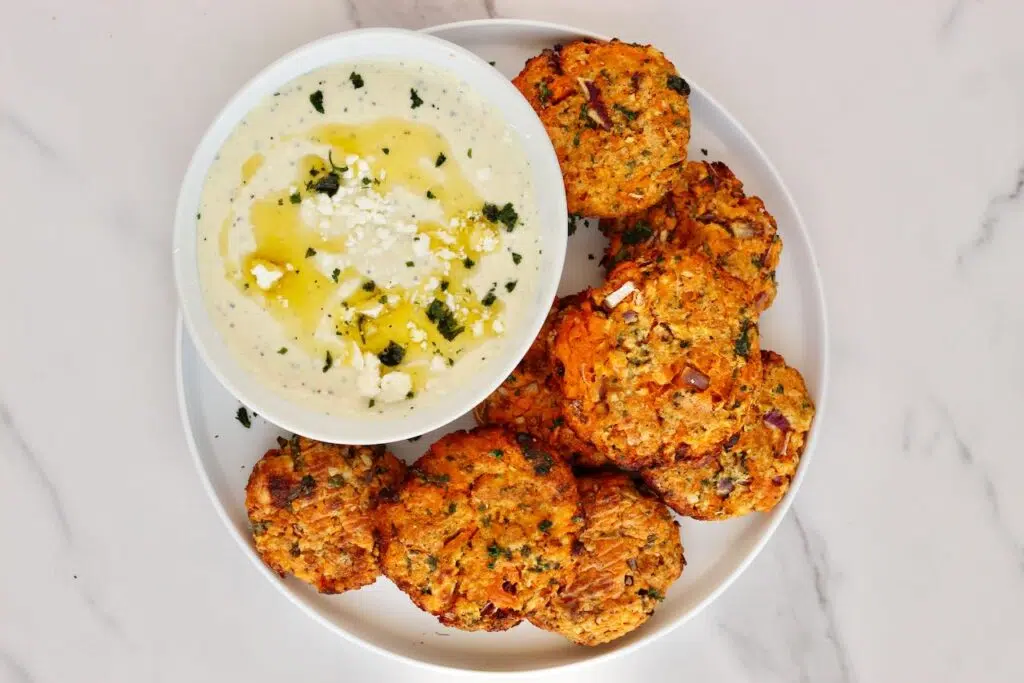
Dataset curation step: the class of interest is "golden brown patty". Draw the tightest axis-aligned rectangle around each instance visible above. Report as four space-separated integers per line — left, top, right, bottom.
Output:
245 436 406 594
641 350 815 519
512 39 691 218
475 296 608 468
603 161 782 312
376 427 582 631
528 473 684 645
553 251 762 469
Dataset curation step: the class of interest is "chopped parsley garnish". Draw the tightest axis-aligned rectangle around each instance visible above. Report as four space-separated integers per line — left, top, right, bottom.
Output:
312 171 340 197
426 299 464 341
426 190 436 199
322 350 333 373
640 588 666 601
538 519 553 533
488 60 496 66
435 152 446 167
486 542 513 569
411 468 450 486
734 319 752 358
251 521 269 536
410 88 424 108
327 474 344 488
613 103 639 121
463 257 475 269
309 90 324 113
537 80 552 104
406 261 415 267
517 435 554 475
481 290 497 307
774 383 785 394
426 555 438 571
382 147 390 155
482 202 519 231
362 280 375 292
305 247 317 257
447 502 457 514
361 177 372 185
511 252 522 265
349 71 364 88
235 406 251 428
439 280 449 292
377 341 406 367
368 399 376 408
621 220 653 245
289 191 301 204
568 213 580 236
490 449 504 458
667 74 690 96
406 390 414 399
331 268 341 283
467 148 472 158
277 347 288 355
505 280 517 293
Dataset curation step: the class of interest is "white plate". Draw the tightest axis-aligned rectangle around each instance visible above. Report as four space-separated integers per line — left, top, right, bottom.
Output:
175 18 829 675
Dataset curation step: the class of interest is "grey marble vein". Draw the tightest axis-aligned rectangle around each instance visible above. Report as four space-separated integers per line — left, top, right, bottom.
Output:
0 110 56 160
484 0 498 18
0 649 34 683
791 511 856 683
939 0 968 40
957 161 1024 265
341 0 363 28
931 399 1024 572
0 401 72 540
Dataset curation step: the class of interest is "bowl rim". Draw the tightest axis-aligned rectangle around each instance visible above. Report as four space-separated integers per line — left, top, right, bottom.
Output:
172 26 568 445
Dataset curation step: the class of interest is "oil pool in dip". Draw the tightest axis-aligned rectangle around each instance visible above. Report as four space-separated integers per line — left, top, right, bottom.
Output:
196 61 541 416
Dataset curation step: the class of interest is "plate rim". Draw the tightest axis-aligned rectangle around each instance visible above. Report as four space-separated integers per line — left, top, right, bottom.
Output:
175 17 831 675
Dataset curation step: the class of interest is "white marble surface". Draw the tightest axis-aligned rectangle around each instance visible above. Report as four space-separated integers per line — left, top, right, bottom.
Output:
1 0 1022 681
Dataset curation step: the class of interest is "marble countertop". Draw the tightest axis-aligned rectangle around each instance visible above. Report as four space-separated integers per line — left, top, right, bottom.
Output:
2 0 1022 681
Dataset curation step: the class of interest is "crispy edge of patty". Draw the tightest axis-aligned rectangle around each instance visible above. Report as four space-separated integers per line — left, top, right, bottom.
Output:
376 427 582 631
641 350 815 519
245 436 406 594
602 160 782 312
475 296 609 468
528 472 684 645
512 38 690 218
553 251 762 468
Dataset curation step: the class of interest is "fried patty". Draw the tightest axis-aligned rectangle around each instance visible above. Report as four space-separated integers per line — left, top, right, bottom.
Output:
376 427 581 631
553 251 762 469
603 161 782 312
245 436 406 594
475 296 608 468
528 473 684 645
512 39 690 218
641 350 815 519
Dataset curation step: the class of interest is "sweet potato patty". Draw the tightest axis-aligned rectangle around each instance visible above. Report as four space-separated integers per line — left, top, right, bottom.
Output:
528 473 684 645
245 436 406 594
642 350 815 519
603 161 781 312
513 39 691 218
376 427 582 631
553 251 762 469
475 296 608 468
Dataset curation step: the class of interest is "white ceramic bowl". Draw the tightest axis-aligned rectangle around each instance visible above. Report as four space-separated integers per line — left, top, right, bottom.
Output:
172 27 567 444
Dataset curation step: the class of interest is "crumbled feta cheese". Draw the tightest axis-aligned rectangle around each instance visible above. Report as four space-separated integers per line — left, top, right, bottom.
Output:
361 303 384 318
250 263 283 290
492 318 504 334
472 320 485 337
356 353 381 397
378 372 412 403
